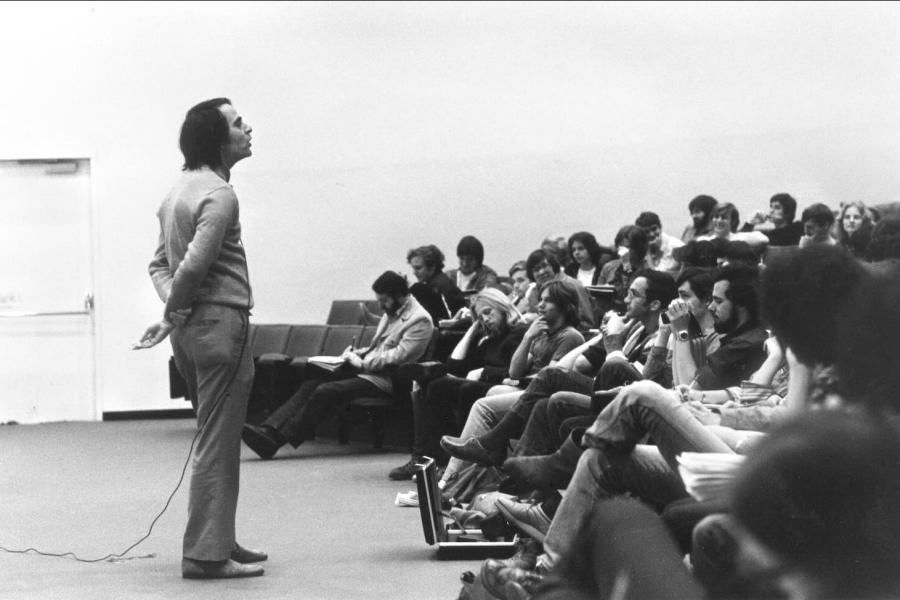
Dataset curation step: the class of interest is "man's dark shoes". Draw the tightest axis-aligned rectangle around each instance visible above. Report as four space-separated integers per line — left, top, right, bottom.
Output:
241 424 282 460
231 543 267 563
182 557 264 579
502 454 573 490
494 497 552 543
389 456 423 481
440 435 505 467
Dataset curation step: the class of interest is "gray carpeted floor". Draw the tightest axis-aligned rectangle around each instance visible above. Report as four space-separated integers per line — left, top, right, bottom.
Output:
0 419 483 599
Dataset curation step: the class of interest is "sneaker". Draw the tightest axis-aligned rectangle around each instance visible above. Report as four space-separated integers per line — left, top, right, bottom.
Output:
388 457 422 481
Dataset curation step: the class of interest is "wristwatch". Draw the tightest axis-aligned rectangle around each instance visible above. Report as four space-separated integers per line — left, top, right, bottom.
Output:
677 330 690 341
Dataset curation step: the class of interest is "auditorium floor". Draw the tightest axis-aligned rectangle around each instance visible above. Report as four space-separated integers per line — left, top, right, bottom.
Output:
0 419 480 599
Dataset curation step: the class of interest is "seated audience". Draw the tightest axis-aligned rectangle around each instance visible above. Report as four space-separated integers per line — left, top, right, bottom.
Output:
498 265 767 495
798 202 837 248
387 288 526 480
680 194 718 243
500 410 900 600
444 235 499 292
635 211 683 271
441 270 677 469
240 271 434 459
739 192 804 246
407 244 466 324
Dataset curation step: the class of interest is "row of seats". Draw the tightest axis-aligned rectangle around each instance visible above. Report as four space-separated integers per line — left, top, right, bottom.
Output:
169 300 414 449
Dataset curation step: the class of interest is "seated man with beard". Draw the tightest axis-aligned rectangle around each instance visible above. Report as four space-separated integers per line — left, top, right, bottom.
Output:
241 271 434 459
387 287 526 480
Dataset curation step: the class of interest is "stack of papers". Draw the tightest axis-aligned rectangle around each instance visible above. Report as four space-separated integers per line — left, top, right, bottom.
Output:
676 452 745 502
394 491 419 507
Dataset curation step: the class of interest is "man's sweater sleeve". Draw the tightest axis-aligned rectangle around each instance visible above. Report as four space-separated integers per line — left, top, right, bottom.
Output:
148 230 172 304
162 192 236 316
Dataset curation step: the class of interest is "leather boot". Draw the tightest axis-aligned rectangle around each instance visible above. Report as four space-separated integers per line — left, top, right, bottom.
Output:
501 429 585 490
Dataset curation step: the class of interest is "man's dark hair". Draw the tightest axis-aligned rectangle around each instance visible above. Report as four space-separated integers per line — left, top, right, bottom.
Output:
675 267 715 302
714 263 760 323
635 211 662 229
864 216 900 262
760 245 864 366
688 194 718 217
372 270 409 296
770 193 797 223
456 235 485 265
710 203 741 233
406 245 445 272
525 248 561 282
800 203 836 228
673 240 718 268
180 97 231 170
720 240 761 267
732 409 900 599
567 231 605 267
540 280 581 328
836 261 900 409
614 225 649 263
633 269 678 308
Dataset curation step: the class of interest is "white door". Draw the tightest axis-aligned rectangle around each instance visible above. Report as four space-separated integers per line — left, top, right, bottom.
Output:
0 158 95 423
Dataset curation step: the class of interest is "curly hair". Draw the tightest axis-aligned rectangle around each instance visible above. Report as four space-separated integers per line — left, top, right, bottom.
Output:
760 245 865 366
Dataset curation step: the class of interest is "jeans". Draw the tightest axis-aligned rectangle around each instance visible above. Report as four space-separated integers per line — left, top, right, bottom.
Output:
513 392 592 457
509 366 594 421
542 380 734 568
441 390 522 482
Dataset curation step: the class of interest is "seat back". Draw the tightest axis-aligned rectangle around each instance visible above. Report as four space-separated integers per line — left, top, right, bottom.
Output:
283 324 329 358
320 325 365 355
249 324 293 358
326 300 385 325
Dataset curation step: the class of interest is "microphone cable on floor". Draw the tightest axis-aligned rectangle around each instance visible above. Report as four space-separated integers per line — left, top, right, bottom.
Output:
0 313 249 563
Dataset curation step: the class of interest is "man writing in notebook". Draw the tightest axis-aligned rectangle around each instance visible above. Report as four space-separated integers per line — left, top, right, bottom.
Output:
241 271 434 459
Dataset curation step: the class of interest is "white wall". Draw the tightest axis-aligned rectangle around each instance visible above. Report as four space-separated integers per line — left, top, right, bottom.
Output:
1 1 899 415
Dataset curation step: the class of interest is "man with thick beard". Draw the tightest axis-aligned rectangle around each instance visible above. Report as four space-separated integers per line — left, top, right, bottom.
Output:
680 194 717 243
